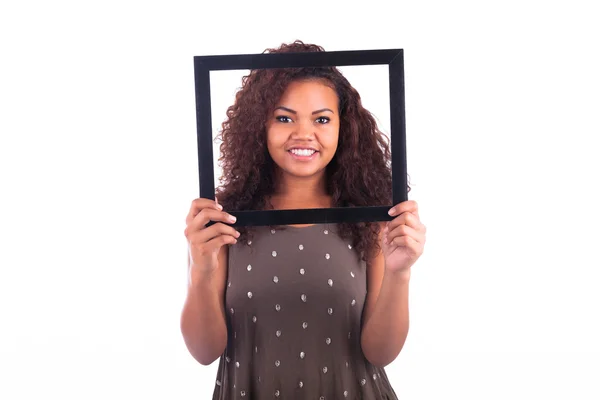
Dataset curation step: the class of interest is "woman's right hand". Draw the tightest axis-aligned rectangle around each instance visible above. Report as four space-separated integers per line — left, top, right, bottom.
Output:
184 198 240 275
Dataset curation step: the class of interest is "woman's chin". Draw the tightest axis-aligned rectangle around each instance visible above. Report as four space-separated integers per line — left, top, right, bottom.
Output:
280 166 325 179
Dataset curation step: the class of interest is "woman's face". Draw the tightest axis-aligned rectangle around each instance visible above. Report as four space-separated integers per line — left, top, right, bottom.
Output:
266 79 340 181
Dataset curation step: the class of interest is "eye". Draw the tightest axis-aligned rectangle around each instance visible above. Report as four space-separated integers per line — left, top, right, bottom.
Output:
276 116 292 123
316 116 330 124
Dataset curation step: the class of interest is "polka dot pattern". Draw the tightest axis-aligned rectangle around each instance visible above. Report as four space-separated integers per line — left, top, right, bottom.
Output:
214 224 396 399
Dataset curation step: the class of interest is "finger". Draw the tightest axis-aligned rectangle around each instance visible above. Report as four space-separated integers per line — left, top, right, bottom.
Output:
188 232 238 261
186 208 237 235
387 224 424 245
203 233 238 253
192 222 240 244
387 211 422 232
388 200 418 217
186 198 222 226
390 235 420 250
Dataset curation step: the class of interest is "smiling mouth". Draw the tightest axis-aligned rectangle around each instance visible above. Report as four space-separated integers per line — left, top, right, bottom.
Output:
289 148 317 157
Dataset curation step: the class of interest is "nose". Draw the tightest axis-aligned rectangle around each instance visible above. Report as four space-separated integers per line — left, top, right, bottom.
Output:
292 119 314 139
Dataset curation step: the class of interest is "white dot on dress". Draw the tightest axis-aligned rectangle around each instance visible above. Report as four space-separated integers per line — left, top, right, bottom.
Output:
328 307 333 315
226 356 230 363
273 276 279 283
300 351 305 359
272 251 277 257
230 308 234 314
216 380 221 386
302 322 308 329
275 360 280 367
275 304 281 311
275 390 280 397
350 271 355 278
344 390 348 397
276 330 281 337
325 338 331 345
325 253 330 259
299 244 304 250
324 229 329 234
228 281 231 287
351 299 356 306
247 291 252 298
322 366 328 373
361 378 367 386
301 294 307 302
348 244 352 249
328 279 333 286
236 361 240 368
373 374 377 380
247 240 252 245
299 381 303 388
247 264 252 271
271 229 276 234
300 268 305 275
241 390 246 396
252 316 257 323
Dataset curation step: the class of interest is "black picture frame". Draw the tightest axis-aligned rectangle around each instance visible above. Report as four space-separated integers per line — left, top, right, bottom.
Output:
193 48 407 227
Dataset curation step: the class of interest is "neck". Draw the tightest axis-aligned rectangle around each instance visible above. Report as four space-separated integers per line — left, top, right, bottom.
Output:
270 170 331 209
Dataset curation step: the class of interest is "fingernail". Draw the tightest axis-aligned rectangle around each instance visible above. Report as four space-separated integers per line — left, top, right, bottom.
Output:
388 207 395 216
235 231 241 237
229 215 237 222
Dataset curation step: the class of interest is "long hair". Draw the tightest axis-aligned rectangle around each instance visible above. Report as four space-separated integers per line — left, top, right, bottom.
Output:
215 40 410 262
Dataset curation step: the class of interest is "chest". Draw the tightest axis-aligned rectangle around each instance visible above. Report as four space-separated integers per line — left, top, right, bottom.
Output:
225 226 368 318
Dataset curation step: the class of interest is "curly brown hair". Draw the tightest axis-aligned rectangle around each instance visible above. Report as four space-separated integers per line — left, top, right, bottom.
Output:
215 40 410 262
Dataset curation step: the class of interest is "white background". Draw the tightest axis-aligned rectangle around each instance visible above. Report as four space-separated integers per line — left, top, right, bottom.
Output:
1 1 599 399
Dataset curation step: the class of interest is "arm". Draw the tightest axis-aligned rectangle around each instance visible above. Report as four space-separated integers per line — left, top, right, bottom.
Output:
360 226 411 368
180 245 229 365
361 200 425 367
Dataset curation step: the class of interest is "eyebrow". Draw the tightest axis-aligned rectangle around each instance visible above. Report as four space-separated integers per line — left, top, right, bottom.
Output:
274 106 335 115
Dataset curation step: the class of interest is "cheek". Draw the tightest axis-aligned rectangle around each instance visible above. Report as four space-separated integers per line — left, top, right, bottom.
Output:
322 126 340 149
267 126 286 145
266 128 288 158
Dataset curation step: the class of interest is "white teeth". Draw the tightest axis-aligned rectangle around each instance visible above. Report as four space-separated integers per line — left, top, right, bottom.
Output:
290 149 316 157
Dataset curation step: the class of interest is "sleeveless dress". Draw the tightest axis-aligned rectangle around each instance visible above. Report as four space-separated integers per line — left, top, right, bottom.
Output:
211 223 399 399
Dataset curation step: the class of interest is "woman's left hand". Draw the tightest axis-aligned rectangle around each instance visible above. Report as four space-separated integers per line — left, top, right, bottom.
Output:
382 200 426 275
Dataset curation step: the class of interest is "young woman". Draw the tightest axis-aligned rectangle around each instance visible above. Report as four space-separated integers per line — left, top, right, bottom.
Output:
181 40 426 399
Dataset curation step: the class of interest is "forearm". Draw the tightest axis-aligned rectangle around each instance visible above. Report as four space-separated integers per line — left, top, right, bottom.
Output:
361 269 411 367
180 273 228 365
